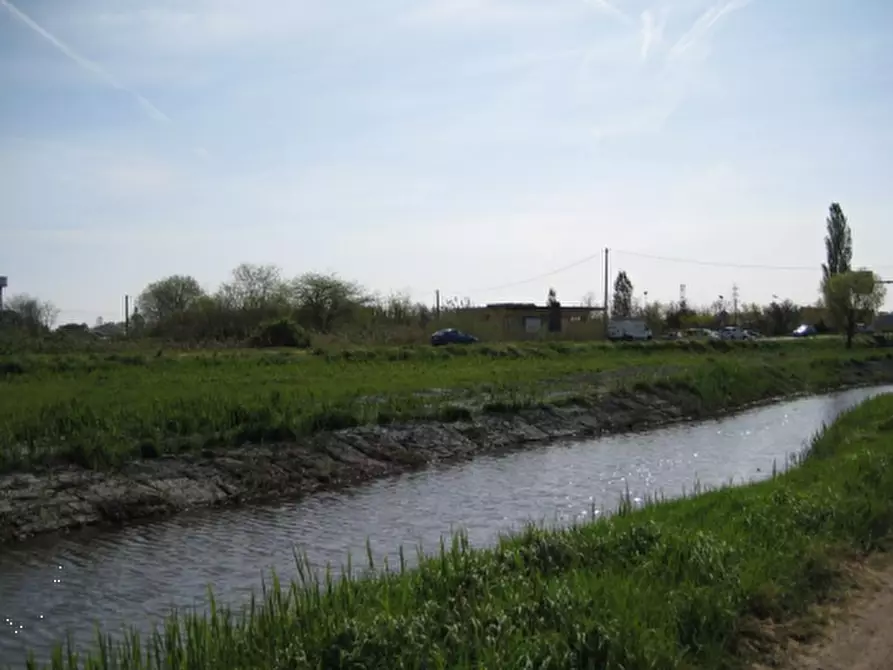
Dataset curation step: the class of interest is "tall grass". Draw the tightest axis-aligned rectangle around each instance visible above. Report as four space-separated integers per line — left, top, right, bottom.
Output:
20 393 893 669
0 340 890 472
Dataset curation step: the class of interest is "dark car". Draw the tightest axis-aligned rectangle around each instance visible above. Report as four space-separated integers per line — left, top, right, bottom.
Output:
430 328 479 346
792 324 817 337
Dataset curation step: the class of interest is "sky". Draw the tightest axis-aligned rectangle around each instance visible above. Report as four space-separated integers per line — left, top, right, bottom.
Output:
2 0 893 325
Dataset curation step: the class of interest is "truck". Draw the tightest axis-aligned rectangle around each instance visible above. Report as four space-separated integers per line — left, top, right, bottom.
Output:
607 319 653 342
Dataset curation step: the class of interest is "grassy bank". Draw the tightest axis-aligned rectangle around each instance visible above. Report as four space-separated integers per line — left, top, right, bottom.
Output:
24 392 893 669
0 338 889 472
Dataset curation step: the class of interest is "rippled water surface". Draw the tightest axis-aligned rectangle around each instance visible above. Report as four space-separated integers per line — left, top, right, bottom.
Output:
2 386 890 665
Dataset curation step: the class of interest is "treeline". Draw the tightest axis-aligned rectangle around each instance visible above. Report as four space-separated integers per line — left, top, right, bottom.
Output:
628 298 822 337
608 267 826 337
0 274 826 352
129 264 459 346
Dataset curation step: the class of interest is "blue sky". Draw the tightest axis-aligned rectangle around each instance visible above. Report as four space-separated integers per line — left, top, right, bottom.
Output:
2 0 892 325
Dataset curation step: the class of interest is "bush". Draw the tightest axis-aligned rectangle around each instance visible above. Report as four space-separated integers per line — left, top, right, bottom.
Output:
250 318 312 349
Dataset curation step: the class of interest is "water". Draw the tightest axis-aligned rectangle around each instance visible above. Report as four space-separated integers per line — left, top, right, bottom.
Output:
1 386 890 665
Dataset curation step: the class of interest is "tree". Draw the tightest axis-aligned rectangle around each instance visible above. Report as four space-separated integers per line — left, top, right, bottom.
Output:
765 299 800 336
822 203 853 283
217 263 288 310
611 271 633 318
581 291 598 308
137 275 205 324
291 272 369 332
822 270 885 348
546 288 561 333
4 294 59 335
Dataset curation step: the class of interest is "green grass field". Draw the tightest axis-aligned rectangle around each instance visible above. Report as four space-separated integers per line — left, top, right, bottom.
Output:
24 391 893 669
0 337 886 472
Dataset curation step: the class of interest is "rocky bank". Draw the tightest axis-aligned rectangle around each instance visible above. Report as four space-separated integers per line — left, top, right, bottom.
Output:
3 357 893 544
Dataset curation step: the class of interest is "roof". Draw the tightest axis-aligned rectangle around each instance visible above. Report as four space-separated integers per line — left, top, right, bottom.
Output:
483 303 604 312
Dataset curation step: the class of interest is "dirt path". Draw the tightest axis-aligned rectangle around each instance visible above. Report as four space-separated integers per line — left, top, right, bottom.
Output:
769 559 893 670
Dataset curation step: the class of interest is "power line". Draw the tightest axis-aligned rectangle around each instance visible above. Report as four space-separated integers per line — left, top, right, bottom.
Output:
453 247 893 299
616 249 817 272
463 251 604 294
614 249 893 272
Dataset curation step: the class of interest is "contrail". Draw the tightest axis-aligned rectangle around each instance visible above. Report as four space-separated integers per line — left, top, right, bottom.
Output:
582 0 633 25
668 0 752 61
0 0 170 123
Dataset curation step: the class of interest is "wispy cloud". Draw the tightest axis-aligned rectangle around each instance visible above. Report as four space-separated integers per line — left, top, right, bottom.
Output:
0 0 170 123
581 0 632 25
668 0 752 61
639 10 665 61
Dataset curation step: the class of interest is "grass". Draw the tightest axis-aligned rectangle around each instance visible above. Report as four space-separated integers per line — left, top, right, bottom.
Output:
0 337 890 473
21 391 893 669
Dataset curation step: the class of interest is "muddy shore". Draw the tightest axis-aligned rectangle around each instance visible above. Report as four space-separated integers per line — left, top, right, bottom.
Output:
3 358 893 544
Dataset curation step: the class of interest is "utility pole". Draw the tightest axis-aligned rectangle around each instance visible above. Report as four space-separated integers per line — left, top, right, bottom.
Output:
124 295 130 335
0 276 6 312
602 247 610 336
435 290 441 319
732 284 740 325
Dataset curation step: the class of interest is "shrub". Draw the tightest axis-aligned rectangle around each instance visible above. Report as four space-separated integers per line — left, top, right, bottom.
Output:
250 318 312 349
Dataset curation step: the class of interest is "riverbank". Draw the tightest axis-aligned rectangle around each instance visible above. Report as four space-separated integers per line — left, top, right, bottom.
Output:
754 555 893 670
25 388 893 668
0 338 861 471
2 350 893 543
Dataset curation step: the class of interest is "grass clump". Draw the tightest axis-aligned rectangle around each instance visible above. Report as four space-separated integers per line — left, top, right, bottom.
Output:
23 393 893 669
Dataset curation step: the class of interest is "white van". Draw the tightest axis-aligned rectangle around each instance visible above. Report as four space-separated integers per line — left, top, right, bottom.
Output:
607 319 653 342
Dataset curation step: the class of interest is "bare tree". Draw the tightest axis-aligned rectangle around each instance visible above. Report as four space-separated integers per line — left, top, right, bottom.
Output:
4 294 59 334
217 263 288 310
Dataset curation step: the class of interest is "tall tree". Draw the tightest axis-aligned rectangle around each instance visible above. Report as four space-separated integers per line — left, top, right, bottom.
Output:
612 271 633 318
217 263 288 310
822 203 853 283
546 287 561 332
137 275 205 324
823 270 885 348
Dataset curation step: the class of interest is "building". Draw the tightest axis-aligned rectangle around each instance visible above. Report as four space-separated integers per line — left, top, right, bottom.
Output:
460 302 605 340
874 312 893 333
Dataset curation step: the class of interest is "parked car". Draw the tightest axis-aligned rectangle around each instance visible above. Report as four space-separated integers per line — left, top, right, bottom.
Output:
607 319 653 342
683 328 720 340
857 323 875 334
430 328 479 346
718 326 750 341
792 324 817 337
744 329 762 339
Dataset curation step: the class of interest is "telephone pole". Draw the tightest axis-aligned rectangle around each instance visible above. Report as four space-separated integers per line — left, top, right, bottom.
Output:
732 284 740 324
602 247 610 336
124 295 130 335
